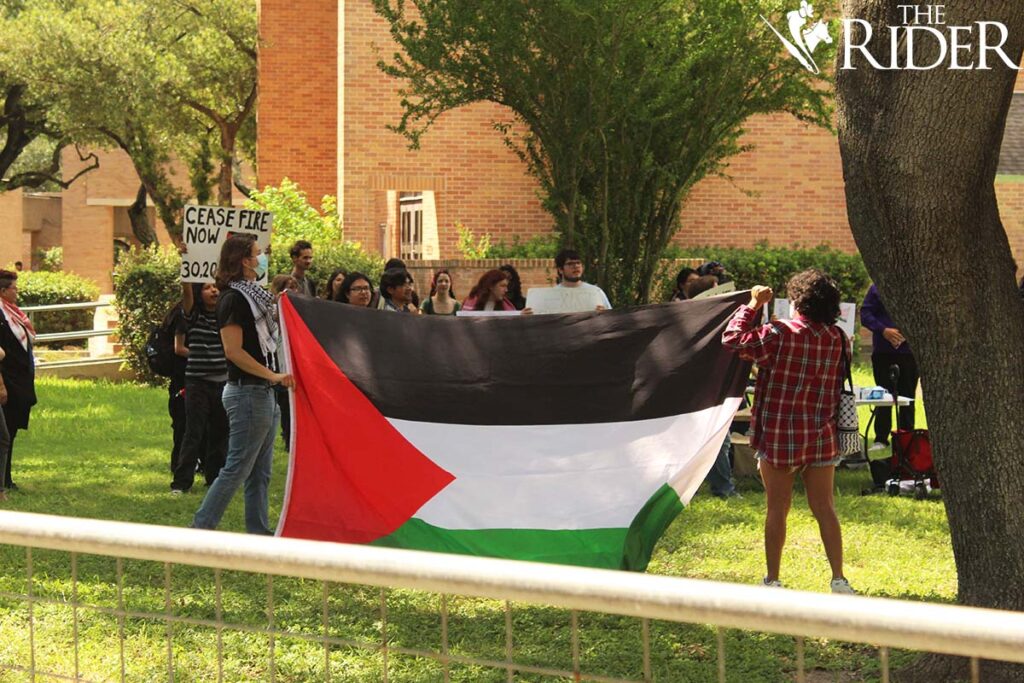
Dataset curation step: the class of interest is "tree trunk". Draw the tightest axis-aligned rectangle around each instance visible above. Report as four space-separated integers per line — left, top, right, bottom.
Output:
217 126 236 207
127 183 158 247
836 3 1024 678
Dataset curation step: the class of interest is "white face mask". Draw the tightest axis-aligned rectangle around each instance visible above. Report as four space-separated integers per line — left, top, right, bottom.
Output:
247 253 268 279
254 253 269 279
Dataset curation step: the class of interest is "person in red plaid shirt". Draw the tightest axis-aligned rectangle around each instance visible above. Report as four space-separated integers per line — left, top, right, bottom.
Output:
722 269 855 595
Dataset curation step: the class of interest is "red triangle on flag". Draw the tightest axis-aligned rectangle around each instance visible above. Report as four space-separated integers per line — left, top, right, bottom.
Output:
277 297 455 543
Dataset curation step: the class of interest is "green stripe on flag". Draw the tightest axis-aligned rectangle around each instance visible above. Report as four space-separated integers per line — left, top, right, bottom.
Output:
622 483 686 571
372 483 686 571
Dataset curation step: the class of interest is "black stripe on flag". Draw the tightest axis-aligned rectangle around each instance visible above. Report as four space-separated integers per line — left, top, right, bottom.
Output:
284 293 751 426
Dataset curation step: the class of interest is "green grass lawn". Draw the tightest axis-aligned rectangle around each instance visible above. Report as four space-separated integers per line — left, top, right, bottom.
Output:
0 373 952 682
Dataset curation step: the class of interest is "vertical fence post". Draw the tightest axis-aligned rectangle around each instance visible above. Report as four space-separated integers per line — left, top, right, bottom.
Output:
26 547 35 680
505 600 514 683
71 552 80 681
165 562 174 682
116 557 126 683
716 626 726 683
380 588 389 683
642 618 652 683
440 594 450 683
215 568 224 683
322 581 331 682
267 575 276 683
795 636 806 683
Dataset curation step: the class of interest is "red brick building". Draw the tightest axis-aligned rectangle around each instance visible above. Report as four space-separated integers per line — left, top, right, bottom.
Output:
257 0 1024 264
4 2 1024 292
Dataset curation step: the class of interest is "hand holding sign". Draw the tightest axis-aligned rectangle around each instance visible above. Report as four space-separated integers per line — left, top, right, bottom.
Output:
181 205 273 284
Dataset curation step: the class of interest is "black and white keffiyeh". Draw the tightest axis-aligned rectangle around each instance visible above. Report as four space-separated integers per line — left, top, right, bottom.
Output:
230 279 280 371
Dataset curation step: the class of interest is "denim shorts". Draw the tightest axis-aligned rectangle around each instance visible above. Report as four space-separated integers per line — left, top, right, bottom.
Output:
755 451 842 472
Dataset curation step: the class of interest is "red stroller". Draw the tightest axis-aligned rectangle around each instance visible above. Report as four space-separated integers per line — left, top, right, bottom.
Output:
885 429 939 499
869 363 939 500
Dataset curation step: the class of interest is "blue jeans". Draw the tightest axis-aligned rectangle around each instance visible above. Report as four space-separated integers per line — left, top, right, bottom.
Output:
705 433 736 497
191 383 278 534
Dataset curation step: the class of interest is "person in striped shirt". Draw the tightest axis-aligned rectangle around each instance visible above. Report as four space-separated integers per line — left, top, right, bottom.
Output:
171 281 229 494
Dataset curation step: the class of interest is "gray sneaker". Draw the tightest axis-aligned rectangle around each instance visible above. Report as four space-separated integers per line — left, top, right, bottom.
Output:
762 577 783 588
830 578 856 594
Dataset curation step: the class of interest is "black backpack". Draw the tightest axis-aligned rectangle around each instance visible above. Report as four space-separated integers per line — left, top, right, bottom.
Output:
145 308 180 378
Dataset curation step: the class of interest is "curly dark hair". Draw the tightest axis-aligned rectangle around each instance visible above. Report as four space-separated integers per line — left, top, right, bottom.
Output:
787 268 840 325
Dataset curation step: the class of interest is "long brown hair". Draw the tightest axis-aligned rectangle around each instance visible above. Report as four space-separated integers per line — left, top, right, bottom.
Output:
216 234 257 288
429 268 456 298
467 269 507 303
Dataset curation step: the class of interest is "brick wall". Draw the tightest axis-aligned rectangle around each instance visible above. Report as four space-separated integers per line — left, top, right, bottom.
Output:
61 149 115 291
678 114 855 252
997 179 1024 262
342 2 553 256
404 259 556 302
0 192 24 266
257 0 338 209
23 195 62 267
259 2 1024 271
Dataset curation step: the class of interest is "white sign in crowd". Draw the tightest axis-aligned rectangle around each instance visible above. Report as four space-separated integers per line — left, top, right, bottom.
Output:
181 205 274 284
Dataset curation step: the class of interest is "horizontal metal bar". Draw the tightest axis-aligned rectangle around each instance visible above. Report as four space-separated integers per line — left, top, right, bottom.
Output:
35 329 115 343
1 510 1023 666
0 663 95 683
23 302 111 313
36 356 124 370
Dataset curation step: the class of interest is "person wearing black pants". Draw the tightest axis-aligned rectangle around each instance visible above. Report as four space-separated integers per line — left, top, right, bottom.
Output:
166 304 188 473
870 352 918 441
172 378 228 490
0 269 38 491
172 283 229 493
861 284 919 449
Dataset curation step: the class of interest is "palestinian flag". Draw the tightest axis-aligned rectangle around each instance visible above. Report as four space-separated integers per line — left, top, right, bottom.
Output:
276 293 750 571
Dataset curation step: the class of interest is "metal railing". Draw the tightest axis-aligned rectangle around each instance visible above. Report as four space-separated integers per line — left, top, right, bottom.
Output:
22 301 118 345
0 510 1021 682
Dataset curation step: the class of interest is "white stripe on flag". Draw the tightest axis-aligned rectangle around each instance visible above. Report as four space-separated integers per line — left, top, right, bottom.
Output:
388 397 741 531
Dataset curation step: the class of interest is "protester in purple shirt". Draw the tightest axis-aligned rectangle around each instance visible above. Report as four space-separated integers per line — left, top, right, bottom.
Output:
860 284 918 449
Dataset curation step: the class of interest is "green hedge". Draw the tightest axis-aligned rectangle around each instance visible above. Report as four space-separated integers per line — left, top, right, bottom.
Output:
17 270 100 345
658 243 871 304
112 246 183 384
486 233 561 259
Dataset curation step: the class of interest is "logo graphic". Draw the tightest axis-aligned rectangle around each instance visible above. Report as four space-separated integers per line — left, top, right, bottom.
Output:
761 1 833 74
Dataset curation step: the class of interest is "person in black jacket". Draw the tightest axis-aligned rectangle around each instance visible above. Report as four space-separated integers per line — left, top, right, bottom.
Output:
0 345 11 500
0 269 38 491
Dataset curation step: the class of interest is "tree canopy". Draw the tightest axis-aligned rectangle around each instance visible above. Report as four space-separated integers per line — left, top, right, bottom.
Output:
374 0 833 303
0 0 258 242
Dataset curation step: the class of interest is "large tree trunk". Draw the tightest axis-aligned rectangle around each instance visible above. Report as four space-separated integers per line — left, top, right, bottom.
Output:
836 2 1024 679
127 183 158 247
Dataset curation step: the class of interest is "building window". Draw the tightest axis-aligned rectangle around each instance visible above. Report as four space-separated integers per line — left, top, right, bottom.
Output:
399 192 424 260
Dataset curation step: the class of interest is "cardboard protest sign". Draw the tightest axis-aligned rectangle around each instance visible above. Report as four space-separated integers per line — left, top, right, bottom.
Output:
690 281 736 300
775 298 857 339
525 286 606 314
455 310 522 317
181 205 273 284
